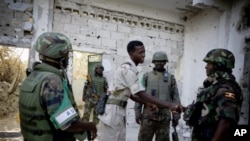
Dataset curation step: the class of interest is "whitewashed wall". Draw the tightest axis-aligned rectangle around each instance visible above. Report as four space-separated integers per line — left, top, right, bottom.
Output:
181 0 247 119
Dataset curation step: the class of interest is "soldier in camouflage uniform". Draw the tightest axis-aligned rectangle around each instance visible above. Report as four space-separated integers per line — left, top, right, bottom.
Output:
183 48 243 141
82 64 108 124
19 32 97 141
134 51 181 141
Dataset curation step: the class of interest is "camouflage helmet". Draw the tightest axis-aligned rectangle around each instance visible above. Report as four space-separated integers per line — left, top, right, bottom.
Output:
203 48 235 69
35 32 72 60
152 51 168 62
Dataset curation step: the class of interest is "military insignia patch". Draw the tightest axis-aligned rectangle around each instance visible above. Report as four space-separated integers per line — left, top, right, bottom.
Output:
224 92 235 99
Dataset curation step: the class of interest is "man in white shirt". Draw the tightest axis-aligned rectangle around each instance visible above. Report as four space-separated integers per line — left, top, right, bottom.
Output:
98 40 182 141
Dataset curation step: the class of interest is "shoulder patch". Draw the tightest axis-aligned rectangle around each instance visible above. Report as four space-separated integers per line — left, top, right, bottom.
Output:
122 62 132 66
224 92 235 99
121 62 131 69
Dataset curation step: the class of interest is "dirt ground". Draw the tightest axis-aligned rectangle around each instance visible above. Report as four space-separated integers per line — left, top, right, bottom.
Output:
0 111 22 141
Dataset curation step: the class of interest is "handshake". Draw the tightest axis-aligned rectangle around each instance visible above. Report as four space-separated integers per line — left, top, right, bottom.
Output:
169 103 186 114
146 103 186 113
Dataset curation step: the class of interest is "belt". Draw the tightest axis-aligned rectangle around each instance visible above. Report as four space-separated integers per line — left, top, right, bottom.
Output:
106 98 127 108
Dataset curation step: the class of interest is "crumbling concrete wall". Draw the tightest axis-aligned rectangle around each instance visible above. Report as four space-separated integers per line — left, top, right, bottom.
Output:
52 0 185 110
0 0 33 47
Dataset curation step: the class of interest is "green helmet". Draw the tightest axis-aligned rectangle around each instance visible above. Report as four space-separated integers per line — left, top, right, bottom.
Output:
203 48 235 69
95 63 104 71
35 32 72 60
152 51 168 62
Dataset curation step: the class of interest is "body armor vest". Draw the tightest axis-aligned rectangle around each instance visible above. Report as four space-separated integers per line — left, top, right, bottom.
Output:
86 75 106 103
19 65 79 141
92 76 106 96
143 71 171 121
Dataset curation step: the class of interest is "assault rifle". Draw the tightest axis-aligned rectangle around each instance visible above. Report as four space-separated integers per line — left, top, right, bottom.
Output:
183 101 203 126
86 74 99 101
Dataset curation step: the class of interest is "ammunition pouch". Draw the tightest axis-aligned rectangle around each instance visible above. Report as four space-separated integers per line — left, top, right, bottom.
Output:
183 101 203 126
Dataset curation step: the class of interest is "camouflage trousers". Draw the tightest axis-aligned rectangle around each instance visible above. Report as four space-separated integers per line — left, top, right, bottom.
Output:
138 119 170 141
82 101 99 124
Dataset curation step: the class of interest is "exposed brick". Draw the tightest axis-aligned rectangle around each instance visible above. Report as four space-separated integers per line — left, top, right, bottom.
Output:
146 30 159 38
170 33 184 42
111 32 128 40
64 24 80 34
15 11 30 21
116 39 130 56
0 8 13 17
88 19 103 29
141 36 154 46
85 36 101 46
167 39 177 48
154 38 167 46
132 27 147 36
159 31 171 39
54 13 71 24
71 15 88 26
96 29 111 38
128 34 142 41
80 26 96 37
102 22 117 31
53 21 64 31
118 25 131 33
102 38 116 49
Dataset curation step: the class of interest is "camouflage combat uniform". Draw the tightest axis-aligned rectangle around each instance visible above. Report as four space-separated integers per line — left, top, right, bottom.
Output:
19 32 80 141
82 74 108 123
134 70 181 141
184 49 243 141
191 71 242 141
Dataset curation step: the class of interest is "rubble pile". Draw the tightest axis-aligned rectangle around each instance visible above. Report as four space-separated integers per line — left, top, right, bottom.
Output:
0 47 26 117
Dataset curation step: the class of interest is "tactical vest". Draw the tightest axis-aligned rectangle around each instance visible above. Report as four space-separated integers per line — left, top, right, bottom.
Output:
142 71 172 121
91 76 106 96
19 71 79 141
86 75 106 103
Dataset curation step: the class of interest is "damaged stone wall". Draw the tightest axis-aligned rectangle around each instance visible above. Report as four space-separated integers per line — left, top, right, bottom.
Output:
52 0 184 75
0 0 33 47
237 1 250 125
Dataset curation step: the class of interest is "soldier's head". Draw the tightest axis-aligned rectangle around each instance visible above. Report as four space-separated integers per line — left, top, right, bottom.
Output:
203 48 235 75
35 32 72 69
152 51 168 71
94 63 104 76
127 40 145 66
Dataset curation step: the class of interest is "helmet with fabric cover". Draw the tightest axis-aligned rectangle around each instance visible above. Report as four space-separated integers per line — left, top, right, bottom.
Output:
35 32 72 61
203 48 235 69
94 63 104 71
152 51 168 62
